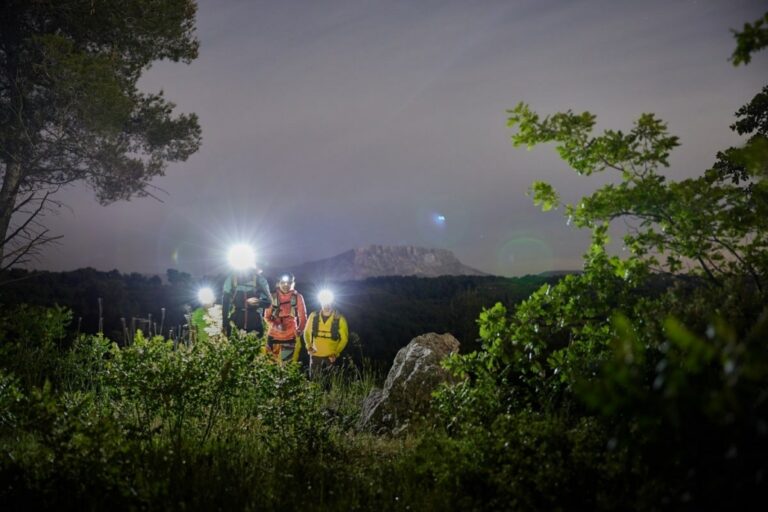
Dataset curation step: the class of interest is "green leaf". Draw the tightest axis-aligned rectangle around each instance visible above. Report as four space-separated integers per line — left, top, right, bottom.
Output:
529 181 560 212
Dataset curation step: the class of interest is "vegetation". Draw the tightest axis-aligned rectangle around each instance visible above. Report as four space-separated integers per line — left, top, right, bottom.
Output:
0 10 766 512
0 314 402 510
0 268 559 364
731 11 768 66
426 18 768 510
0 0 201 270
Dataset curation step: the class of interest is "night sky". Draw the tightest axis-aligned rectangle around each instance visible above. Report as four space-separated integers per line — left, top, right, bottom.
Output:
29 0 768 278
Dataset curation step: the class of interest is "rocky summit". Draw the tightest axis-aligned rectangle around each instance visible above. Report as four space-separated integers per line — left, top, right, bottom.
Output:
286 245 487 282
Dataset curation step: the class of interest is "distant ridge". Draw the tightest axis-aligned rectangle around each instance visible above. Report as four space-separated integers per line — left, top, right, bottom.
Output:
537 270 581 277
283 245 488 282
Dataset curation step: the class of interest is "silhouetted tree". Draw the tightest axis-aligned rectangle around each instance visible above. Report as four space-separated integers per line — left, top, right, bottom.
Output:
0 0 201 270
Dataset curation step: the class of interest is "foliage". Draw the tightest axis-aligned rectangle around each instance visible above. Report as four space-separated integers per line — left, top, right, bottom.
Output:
0 0 201 269
2 13 767 511
101 329 325 450
413 411 626 511
731 11 768 66
0 269 558 365
0 303 111 394
0 370 23 432
509 100 767 289
2 302 489 510
432 60 768 506
188 307 209 343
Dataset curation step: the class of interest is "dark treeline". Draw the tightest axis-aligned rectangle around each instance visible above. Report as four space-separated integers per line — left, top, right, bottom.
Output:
307 274 563 364
0 268 561 365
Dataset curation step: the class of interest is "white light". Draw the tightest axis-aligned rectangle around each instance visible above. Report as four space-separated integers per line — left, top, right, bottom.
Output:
197 287 215 305
227 243 256 270
318 289 334 305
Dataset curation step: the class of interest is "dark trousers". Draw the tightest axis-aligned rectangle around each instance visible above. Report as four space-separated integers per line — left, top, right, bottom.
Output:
309 355 336 380
225 306 264 337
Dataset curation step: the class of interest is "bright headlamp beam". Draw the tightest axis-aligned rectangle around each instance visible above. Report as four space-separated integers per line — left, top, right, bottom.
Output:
318 289 334 305
227 243 256 271
197 287 215 305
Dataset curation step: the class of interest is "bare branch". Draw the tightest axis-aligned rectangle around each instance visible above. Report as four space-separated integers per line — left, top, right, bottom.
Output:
1 229 62 272
4 191 53 245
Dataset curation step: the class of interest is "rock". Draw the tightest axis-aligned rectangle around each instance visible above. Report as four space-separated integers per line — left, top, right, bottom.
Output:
358 332 460 434
284 245 488 281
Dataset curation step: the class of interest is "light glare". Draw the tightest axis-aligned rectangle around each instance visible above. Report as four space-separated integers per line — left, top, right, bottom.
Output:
227 243 256 270
318 289 334 305
197 287 215 305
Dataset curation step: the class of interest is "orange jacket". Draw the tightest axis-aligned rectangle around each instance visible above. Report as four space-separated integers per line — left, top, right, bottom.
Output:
264 290 307 341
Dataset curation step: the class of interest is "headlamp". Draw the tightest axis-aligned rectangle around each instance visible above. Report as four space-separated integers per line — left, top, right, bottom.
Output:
197 287 215 305
318 289 334 305
227 243 256 271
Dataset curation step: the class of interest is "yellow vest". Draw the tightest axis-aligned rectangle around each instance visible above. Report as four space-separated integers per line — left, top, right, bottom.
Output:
304 311 349 358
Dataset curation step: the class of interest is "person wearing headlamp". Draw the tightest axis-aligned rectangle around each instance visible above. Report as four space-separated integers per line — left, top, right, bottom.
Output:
304 289 349 379
221 245 271 338
264 273 307 364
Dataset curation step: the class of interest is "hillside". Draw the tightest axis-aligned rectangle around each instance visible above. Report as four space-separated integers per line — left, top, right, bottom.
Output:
283 245 488 281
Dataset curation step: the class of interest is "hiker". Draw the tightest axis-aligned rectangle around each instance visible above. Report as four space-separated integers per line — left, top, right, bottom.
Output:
264 273 307 364
304 289 349 379
221 262 271 338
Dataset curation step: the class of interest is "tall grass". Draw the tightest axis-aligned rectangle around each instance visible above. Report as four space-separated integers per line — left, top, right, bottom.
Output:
0 306 452 510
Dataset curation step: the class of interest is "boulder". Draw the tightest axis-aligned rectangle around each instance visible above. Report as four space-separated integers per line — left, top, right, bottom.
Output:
358 332 460 434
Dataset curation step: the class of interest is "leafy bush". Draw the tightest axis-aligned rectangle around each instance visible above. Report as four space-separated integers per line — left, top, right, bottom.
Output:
433 55 768 508
0 305 72 390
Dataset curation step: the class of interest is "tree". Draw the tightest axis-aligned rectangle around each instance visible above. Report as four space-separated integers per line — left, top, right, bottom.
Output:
731 11 768 66
166 268 191 286
507 97 767 291
434 19 768 508
0 0 202 270
417 12 768 509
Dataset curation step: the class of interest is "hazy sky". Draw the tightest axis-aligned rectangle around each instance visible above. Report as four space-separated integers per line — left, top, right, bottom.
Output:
29 0 767 277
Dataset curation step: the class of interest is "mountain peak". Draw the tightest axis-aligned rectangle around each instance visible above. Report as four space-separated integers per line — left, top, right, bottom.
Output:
287 245 487 281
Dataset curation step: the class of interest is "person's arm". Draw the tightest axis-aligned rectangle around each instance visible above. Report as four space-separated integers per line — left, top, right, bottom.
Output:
335 315 349 357
258 276 272 308
304 312 316 353
296 293 307 334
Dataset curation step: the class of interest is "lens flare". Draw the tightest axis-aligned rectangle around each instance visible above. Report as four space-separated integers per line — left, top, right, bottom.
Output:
227 243 256 270
318 289 334 305
197 287 215 305
496 235 554 275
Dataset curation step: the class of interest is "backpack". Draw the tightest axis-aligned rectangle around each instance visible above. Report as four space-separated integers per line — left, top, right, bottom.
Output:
312 311 341 341
270 291 297 319
230 274 269 310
